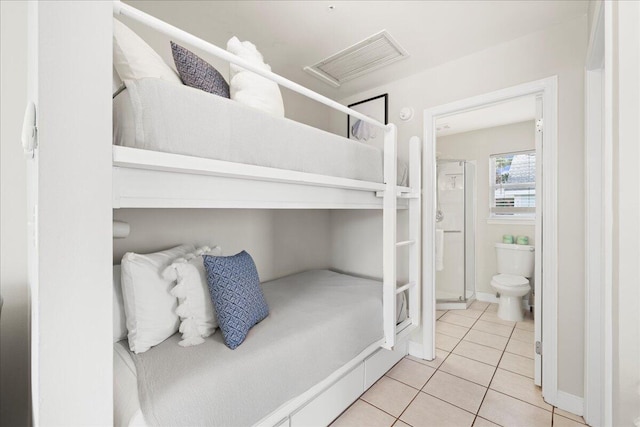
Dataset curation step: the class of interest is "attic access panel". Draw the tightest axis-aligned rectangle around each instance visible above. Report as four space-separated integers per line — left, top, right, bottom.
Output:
304 30 409 87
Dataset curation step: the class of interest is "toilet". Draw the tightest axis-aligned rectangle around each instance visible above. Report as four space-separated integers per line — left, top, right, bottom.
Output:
491 243 535 322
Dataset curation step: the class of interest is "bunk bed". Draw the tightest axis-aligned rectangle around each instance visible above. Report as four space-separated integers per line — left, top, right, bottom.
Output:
111 2 422 426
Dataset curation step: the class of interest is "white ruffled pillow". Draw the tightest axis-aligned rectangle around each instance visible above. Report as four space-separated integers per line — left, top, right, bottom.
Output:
163 246 223 347
226 36 285 117
113 18 182 84
121 244 195 353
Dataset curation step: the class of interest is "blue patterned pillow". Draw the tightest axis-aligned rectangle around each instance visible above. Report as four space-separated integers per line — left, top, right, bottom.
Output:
203 251 269 349
170 42 230 98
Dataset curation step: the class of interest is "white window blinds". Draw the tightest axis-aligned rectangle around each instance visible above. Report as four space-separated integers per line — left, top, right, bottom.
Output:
489 151 536 218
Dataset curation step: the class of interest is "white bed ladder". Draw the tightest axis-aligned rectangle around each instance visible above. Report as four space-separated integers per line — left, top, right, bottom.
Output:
383 134 422 350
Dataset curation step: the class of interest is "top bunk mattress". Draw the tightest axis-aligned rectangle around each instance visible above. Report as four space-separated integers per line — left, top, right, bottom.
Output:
122 269 385 427
113 78 408 185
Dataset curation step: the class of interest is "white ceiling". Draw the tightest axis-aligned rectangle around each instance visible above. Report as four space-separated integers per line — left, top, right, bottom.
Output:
125 0 587 100
436 95 537 137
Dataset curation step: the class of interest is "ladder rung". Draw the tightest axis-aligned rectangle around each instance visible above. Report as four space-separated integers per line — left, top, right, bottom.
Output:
396 240 415 247
396 318 412 333
396 282 416 294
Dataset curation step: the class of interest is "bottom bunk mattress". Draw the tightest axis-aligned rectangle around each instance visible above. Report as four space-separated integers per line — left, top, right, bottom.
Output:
113 78 408 186
116 269 391 427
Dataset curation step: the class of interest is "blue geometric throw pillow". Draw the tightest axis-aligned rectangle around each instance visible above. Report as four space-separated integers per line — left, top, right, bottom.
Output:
202 251 269 349
170 41 230 98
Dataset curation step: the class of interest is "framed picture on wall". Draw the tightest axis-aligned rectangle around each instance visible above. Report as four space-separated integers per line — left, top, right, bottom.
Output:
347 94 388 143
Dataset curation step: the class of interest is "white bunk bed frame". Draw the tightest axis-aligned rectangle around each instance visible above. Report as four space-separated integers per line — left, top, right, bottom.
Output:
111 2 422 426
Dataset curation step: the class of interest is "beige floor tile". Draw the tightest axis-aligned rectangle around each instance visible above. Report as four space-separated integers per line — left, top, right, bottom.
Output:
516 319 535 331
455 308 485 319
441 312 478 328
554 408 586 424
392 421 412 427
437 320 470 339
478 390 552 427
452 340 503 366
386 358 436 389
472 319 514 338
554 413 586 426
499 352 534 378
436 310 447 319
407 349 449 369
485 303 499 312
423 371 487 413
490 368 552 411
400 392 475 427
472 417 500 427
362 376 418 417
511 328 535 343
463 329 509 350
331 400 395 427
470 300 490 310
436 332 461 352
480 311 517 327
505 338 535 359
439 353 497 387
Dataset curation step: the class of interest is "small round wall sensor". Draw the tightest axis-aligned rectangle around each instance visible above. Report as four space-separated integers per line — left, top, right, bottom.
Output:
399 107 414 121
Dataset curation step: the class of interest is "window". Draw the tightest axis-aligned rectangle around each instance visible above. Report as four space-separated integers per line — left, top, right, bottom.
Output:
489 151 535 219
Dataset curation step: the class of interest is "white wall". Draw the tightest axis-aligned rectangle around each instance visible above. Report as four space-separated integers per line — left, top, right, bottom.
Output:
611 1 640 424
329 16 587 397
437 121 536 296
0 2 30 426
113 209 331 282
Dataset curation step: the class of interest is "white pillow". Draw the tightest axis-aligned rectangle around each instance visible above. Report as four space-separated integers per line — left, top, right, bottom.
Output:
163 246 223 347
113 18 182 84
227 36 285 117
121 244 195 353
113 265 127 343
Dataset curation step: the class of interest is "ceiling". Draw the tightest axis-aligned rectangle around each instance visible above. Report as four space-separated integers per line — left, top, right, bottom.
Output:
436 95 537 137
125 0 588 100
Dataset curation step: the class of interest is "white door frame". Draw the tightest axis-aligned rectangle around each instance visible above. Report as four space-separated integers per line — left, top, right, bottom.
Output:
422 76 559 404
584 1 613 426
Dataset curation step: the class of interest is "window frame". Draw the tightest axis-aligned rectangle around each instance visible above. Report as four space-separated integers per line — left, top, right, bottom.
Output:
488 149 536 222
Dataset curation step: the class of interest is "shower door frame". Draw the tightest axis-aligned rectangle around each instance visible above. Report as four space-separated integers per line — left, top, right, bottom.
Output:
434 160 476 307
421 76 558 406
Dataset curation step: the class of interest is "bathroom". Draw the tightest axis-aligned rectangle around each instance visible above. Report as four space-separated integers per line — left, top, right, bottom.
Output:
433 95 540 385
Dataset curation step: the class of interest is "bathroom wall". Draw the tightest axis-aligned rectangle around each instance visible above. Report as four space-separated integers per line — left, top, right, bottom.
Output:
437 120 536 295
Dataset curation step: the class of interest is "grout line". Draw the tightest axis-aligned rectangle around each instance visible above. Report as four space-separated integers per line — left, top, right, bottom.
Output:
357 397 403 421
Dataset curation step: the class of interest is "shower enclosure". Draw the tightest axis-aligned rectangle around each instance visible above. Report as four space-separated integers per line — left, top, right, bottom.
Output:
435 160 476 309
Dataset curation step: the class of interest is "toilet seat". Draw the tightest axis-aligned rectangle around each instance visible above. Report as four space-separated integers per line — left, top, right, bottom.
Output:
491 273 529 288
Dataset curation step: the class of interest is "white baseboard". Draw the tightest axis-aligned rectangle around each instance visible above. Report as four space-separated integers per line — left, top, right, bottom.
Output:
476 292 499 304
554 391 584 416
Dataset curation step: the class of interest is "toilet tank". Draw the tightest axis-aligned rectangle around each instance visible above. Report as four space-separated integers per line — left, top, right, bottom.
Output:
495 243 535 277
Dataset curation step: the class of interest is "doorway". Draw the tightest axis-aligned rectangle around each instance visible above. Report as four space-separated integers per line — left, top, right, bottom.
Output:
422 77 558 404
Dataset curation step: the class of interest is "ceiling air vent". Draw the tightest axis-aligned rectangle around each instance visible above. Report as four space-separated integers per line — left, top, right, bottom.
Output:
304 30 409 87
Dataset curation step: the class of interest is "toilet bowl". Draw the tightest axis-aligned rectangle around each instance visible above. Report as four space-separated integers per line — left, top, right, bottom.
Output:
491 243 534 322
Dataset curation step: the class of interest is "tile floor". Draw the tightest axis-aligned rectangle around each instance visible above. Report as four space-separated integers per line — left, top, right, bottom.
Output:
331 301 588 427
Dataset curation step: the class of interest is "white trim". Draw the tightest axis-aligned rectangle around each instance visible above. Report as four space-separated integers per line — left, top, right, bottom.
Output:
555 391 585 417
486 218 535 226
583 1 607 424
423 76 559 405
602 1 613 424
